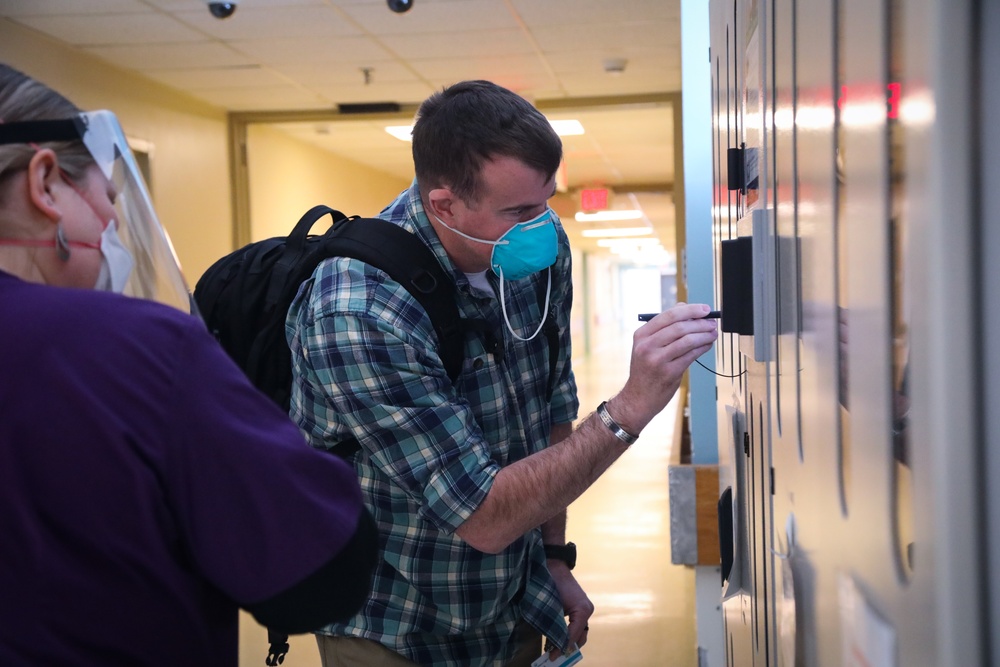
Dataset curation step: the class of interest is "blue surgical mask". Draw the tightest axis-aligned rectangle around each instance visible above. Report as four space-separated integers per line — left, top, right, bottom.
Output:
434 207 557 341
435 207 558 281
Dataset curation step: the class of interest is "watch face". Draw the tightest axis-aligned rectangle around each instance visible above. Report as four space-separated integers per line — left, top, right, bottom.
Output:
565 542 577 569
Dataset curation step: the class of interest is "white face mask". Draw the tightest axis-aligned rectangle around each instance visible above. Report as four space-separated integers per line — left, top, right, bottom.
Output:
0 111 192 311
93 221 134 293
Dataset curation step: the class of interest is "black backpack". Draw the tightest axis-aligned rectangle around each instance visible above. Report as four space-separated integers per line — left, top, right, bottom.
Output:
194 204 470 411
193 203 558 665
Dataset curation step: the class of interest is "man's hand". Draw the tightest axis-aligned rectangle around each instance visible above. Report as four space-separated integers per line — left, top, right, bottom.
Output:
546 560 593 659
614 303 718 434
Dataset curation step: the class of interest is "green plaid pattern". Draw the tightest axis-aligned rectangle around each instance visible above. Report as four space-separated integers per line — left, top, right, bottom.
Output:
286 183 579 666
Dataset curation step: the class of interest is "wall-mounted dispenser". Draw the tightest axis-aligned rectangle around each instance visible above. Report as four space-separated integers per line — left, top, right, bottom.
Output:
719 209 774 362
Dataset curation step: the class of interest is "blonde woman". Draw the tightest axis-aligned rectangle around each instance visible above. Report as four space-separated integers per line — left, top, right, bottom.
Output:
0 64 377 666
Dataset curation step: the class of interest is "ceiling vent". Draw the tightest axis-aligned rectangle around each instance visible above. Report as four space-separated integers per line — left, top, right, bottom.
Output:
337 102 402 114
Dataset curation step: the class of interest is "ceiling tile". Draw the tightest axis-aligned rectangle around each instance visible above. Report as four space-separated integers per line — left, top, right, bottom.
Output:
310 81 435 105
509 0 680 27
274 60 417 86
409 56 557 95
168 6 362 40
84 41 254 70
338 0 518 36
195 84 331 110
384 28 534 60
146 0 328 9
558 73 670 96
559 69 681 97
143 66 292 90
230 36 395 66
535 23 679 55
0 0 147 16
12 12 203 46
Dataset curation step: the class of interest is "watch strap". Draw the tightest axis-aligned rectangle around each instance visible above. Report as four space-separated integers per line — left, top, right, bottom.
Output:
597 401 638 445
544 542 577 570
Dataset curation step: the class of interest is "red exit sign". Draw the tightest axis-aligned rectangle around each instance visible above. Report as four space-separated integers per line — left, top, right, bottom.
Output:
837 82 902 119
580 188 609 211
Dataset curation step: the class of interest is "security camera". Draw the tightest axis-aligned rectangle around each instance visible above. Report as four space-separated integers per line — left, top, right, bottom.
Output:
387 0 413 13
205 0 238 19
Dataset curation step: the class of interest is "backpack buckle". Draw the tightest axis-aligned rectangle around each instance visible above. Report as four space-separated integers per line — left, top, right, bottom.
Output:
410 269 438 294
266 632 290 666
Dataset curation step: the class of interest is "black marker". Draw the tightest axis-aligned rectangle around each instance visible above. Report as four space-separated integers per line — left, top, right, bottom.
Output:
638 310 721 322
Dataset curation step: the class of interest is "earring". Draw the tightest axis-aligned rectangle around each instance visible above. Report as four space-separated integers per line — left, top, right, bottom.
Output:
55 221 71 261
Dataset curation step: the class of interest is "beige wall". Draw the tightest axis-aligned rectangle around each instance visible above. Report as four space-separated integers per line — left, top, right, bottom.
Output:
237 126 408 667
0 19 230 285
247 124 410 242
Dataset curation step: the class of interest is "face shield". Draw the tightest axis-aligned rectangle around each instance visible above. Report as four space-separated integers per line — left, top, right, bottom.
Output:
0 110 195 314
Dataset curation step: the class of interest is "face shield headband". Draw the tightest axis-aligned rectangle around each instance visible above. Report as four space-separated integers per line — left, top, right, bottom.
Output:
0 111 194 314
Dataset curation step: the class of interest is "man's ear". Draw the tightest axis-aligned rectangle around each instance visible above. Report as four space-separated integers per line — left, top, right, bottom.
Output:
25 149 64 223
426 187 458 223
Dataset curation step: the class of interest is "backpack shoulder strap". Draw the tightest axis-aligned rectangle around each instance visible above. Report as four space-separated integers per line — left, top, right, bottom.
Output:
536 267 560 402
322 218 469 462
323 217 465 383
264 204 347 309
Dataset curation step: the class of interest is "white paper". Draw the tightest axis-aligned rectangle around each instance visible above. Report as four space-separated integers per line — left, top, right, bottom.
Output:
839 574 897 667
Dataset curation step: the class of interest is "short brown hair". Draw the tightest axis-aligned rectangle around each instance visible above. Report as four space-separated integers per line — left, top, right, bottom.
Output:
412 80 562 205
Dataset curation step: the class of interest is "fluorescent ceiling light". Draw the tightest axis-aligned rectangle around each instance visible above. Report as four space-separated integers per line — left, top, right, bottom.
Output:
613 246 673 267
548 119 584 136
597 238 661 248
580 227 653 238
575 210 643 222
386 119 584 142
385 125 413 141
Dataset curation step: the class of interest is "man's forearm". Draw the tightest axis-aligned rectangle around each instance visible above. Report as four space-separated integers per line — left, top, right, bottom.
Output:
456 403 632 553
541 510 567 546
540 422 572 544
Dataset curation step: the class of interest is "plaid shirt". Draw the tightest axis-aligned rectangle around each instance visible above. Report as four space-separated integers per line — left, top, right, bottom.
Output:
286 183 579 666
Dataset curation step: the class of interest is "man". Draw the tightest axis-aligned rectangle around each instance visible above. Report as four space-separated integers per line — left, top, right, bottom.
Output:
286 80 717 667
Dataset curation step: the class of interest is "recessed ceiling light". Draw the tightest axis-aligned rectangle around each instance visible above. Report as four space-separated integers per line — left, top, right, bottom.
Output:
575 210 643 222
596 238 661 248
548 119 584 136
385 126 413 141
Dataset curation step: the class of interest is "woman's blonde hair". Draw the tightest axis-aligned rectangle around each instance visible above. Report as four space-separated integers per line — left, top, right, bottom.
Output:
0 65 93 189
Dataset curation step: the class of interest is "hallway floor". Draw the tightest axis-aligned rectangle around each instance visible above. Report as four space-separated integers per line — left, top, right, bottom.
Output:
564 337 697 667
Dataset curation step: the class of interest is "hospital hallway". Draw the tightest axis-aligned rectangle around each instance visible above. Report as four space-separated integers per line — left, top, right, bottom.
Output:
564 335 697 667
238 330 699 667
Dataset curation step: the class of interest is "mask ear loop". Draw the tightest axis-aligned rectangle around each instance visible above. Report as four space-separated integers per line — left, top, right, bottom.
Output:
52 165 107 260
0 141 77 261
35 143 75 263
499 267 551 342
54 222 71 260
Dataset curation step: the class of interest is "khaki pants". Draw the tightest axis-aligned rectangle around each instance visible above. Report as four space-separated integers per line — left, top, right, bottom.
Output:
315 622 543 667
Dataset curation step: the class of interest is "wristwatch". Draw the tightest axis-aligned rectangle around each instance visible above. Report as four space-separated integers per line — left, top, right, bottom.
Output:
544 542 577 570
